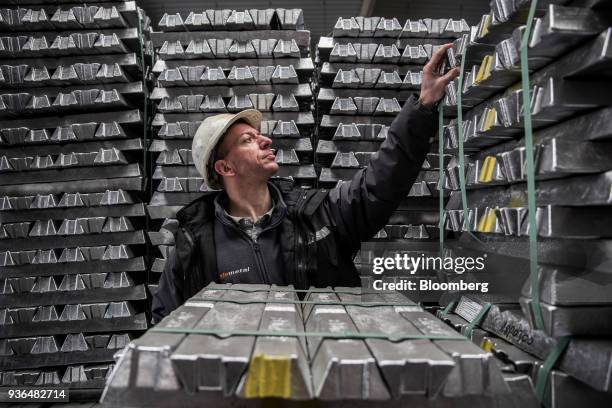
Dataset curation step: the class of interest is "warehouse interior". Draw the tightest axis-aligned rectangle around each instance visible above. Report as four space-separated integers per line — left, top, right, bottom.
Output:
1 0 612 407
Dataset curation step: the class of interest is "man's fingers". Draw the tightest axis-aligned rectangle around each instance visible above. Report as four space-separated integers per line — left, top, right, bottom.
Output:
440 67 460 84
425 43 453 72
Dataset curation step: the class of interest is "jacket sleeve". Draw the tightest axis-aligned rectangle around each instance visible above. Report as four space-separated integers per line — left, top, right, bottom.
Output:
325 94 436 252
151 247 185 324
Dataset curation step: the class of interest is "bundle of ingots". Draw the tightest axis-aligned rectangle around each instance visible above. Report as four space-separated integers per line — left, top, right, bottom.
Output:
101 283 539 407
435 1 612 407
0 1 151 398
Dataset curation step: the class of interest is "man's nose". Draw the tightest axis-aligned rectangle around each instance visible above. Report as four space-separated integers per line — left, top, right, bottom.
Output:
258 134 272 148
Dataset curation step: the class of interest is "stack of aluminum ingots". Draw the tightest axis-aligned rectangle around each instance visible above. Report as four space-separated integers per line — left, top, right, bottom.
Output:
0 0 150 398
315 17 469 300
439 0 612 406
146 8 316 282
438 294 612 408
102 283 541 407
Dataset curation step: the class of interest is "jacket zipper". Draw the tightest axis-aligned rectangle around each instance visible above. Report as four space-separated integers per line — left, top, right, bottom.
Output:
252 241 271 284
216 208 284 284
229 226 271 284
294 192 309 289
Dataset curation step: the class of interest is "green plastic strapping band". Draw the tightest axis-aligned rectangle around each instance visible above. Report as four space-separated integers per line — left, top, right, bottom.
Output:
463 302 491 338
456 54 469 231
438 101 446 256
535 336 570 402
185 297 419 308
191 287 398 295
150 326 467 342
441 300 457 317
455 57 482 244
520 0 545 331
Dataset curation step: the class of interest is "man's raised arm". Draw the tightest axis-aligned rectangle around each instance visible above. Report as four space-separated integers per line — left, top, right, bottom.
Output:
325 44 460 252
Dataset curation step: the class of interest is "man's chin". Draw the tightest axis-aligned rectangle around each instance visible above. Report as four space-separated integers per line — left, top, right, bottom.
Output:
268 163 279 175
261 163 279 179
254 163 279 181
237 165 278 182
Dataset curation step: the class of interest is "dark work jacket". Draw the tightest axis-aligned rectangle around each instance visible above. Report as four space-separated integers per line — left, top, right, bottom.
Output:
152 95 436 322
213 182 289 285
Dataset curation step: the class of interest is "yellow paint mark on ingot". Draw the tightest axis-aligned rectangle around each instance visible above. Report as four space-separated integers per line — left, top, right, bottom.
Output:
244 354 292 399
479 156 497 183
477 208 497 233
482 55 494 82
476 55 493 84
483 107 497 132
481 338 493 353
482 14 491 37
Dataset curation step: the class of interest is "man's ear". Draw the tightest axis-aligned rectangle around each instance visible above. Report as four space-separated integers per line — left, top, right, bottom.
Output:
214 159 234 178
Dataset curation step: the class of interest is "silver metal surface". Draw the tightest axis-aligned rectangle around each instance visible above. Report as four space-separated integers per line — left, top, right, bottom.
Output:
521 264 612 305
537 368 612 408
521 296 612 337
305 292 390 400
102 285 512 405
451 294 612 392
0 3 149 391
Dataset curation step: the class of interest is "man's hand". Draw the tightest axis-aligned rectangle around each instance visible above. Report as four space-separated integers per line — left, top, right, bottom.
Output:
418 43 461 109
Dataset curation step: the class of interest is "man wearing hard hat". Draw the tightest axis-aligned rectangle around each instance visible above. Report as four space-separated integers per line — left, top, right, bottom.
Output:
152 44 459 321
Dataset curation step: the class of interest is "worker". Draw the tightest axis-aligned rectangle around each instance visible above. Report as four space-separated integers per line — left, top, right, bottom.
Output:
152 43 459 322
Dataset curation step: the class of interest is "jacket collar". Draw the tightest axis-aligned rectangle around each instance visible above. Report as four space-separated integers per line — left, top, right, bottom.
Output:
214 181 288 229
176 177 294 234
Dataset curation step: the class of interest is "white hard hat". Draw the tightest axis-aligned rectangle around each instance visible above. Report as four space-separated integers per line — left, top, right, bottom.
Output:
191 109 262 189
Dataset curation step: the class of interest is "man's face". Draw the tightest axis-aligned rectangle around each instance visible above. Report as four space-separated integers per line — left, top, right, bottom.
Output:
213 122 278 184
